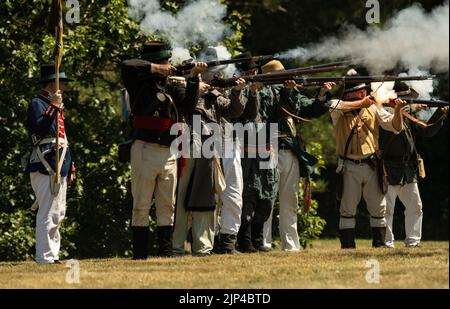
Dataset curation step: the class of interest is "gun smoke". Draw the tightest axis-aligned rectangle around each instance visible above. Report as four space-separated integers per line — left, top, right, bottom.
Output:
127 0 229 49
127 0 237 76
277 2 449 74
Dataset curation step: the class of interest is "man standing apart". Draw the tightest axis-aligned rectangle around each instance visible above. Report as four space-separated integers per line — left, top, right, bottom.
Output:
25 63 75 264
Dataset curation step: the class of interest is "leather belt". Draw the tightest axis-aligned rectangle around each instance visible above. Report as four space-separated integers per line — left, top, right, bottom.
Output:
340 155 376 165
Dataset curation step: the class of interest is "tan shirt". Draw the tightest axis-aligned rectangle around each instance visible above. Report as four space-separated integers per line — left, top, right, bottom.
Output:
329 99 400 160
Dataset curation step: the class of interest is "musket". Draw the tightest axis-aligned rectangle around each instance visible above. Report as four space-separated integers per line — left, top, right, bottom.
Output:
175 55 274 72
289 75 435 85
273 60 353 76
393 98 449 108
209 64 351 88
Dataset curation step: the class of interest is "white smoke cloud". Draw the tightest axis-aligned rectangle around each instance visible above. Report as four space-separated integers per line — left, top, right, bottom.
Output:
127 0 229 48
399 68 435 99
275 47 308 60
198 45 237 77
170 47 193 66
278 2 449 74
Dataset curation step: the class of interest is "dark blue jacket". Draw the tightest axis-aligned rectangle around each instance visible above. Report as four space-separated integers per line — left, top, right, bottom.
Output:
25 93 73 177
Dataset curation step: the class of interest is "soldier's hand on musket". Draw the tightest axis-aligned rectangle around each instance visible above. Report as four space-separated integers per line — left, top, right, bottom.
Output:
284 80 297 89
319 82 336 96
50 90 63 108
199 81 210 96
441 106 449 116
361 96 376 108
151 63 177 77
233 78 246 91
250 82 264 94
393 98 408 110
190 62 208 77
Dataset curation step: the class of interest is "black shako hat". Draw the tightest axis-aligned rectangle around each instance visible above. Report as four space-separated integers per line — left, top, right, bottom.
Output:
234 51 258 72
393 80 420 99
36 63 73 84
141 41 172 62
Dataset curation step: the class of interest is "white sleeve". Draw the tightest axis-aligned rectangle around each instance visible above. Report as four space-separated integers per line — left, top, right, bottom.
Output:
371 105 401 133
329 99 343 127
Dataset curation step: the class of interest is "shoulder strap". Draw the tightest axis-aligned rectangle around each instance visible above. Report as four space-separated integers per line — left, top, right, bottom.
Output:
342 109 364 159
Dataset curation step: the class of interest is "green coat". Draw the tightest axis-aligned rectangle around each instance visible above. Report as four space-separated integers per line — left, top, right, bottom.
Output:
276 86 329 177
240 86 279 200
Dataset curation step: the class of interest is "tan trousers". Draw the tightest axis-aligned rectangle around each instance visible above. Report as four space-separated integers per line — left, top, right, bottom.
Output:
131 140 177 227
339 160 387 229
172 158 215 256
263 150 301 251
385 182 423 247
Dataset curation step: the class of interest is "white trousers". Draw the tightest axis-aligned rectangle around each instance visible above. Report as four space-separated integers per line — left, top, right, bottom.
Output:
262 209 273 249
31 172 67 264
216 144 243 235
263 150 301 251
385 182 423 247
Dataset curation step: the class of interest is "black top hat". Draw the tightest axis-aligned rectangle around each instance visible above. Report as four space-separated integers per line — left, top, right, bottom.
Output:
393 80 419 99
36 63 73 84
343 68 370 94
234 51 258 72
141 41 172 62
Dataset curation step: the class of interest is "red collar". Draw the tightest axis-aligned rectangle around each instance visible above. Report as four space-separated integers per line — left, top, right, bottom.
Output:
39 89 52 101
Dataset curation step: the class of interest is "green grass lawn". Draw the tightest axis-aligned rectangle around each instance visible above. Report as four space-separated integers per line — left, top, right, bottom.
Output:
0 239 447 289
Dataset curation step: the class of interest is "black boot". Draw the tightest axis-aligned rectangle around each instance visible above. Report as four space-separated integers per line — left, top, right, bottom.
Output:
212 234 221 254
132 226 149 260
237 224 257 253
157 226 173 257
216 234 237 254
372 227 387 248
339 229 356 249
251 221 269 252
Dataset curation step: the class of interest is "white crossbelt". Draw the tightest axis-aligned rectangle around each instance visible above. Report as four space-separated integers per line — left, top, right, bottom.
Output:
32 137 68 196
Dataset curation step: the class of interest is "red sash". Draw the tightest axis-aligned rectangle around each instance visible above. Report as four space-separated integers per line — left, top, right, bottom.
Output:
133 116 176 131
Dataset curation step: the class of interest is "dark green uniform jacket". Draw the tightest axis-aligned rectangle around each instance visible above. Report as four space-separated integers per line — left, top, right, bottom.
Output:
276 86 329 177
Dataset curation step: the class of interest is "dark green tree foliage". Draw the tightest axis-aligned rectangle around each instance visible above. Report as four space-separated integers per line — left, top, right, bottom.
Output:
0 0 144 260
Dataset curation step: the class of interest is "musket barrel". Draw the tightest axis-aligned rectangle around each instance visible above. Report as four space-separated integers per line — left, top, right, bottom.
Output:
175 55 274 72
400 98 449 107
